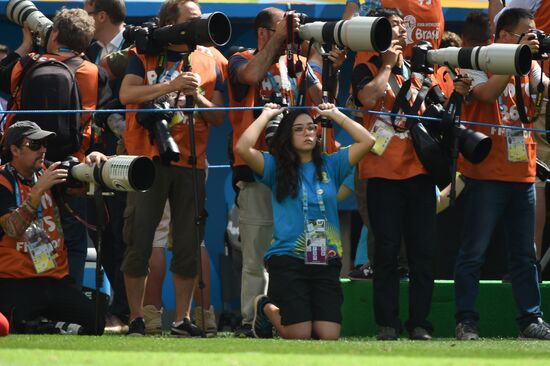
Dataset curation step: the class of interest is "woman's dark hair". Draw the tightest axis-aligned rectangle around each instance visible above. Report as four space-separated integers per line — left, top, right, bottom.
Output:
269 110 324 202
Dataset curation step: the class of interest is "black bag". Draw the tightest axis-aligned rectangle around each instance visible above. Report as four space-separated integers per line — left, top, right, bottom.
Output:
391 75 452 189
409 122 451 189
13 54 85 161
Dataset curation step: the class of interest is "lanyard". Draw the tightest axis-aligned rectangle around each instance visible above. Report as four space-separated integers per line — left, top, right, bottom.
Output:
301 177 327 224
7 165 42 221
157 54 184 84
266 71 299 105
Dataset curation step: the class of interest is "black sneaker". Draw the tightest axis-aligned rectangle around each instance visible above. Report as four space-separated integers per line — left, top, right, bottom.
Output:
348 264 374 280
252 295 273 338
519 318 550 340
170 318 202 337
127 317 145 336
455 321 479 340
234 323 254 338
377 326 398 340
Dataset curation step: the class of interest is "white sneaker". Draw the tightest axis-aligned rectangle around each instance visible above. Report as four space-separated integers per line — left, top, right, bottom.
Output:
143 305 163 335
193 305 217 337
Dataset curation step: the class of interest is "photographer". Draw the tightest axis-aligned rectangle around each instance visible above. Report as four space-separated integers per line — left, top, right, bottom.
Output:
84 0 131 331
351 8 471 341
454 7 550 340
235 103 374 339
0 8 113 289
228 7 334 337
119 0 226 336
0 121 106 335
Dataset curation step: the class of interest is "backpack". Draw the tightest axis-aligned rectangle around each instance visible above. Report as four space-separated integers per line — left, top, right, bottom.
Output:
12 54 85 161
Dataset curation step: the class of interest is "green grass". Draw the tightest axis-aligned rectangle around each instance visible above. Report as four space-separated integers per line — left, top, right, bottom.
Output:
1 334 550 366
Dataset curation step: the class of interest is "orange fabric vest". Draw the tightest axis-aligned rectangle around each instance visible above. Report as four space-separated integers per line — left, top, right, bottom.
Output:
7 53 100 161
229 50 323 166
0 165 68 280
459 70 536 183
124 47 219 170
355 52 429 180
535 1 550 35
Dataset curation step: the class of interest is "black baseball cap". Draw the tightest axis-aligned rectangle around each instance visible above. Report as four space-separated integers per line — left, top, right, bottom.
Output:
2 121 56 148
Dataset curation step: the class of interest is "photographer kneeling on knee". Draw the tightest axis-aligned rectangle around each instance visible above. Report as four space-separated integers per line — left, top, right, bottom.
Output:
0 121 107 335
235 103 374 340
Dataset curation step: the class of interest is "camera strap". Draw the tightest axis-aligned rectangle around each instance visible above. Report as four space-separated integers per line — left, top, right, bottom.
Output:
391 75 432 131
514 74 541 125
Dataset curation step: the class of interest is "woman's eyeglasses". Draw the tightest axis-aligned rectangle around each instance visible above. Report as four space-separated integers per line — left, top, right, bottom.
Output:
22 140 48 151
292 124 317 135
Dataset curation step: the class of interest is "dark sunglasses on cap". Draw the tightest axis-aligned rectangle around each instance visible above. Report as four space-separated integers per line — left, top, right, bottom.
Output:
22 139 48 151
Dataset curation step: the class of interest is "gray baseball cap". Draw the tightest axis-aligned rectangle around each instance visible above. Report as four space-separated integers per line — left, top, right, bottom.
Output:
2 121 56 148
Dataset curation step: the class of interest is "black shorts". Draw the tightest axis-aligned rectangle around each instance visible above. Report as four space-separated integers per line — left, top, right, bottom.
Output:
266 255 343 326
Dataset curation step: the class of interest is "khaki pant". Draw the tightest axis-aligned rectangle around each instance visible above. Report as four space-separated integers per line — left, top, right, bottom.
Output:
237 181 273 324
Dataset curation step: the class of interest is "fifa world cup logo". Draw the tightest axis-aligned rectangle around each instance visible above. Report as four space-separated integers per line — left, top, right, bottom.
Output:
403 15 416 45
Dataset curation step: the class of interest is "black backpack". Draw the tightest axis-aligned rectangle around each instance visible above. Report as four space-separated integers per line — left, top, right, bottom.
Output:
12 54 85 161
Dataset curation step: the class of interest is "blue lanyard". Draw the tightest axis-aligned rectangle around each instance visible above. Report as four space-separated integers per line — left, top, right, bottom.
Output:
301 177 327 223
7 165 42 221
157 56 183 84
266 71 299 105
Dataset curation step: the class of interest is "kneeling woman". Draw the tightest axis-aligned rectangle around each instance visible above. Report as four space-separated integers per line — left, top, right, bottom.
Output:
235 103 374 340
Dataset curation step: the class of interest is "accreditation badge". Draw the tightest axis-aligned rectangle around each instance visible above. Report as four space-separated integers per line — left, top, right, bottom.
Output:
304 219 328 265
506 129 528 162
370 119 394 156
24 222 57 274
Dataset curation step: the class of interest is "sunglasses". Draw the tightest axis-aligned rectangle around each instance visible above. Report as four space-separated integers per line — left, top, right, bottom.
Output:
22 139 48 151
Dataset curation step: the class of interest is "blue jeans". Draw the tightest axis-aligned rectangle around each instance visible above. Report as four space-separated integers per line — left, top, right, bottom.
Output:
60 194 88 289
367 175 436 333
454 178 542 329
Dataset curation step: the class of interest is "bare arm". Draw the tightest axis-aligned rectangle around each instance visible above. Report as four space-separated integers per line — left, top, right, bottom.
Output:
237 13 300 85
119 71 200 105
470 74 511 104
195 90 225 127
0 163 67 239
235 103 285 175
342 1 359 20
316 103 375 166
356 41 402 109
488 0 505 35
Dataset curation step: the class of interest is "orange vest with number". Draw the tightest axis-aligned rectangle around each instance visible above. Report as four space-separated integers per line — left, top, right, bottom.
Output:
459 69 536 183
355 52 430 180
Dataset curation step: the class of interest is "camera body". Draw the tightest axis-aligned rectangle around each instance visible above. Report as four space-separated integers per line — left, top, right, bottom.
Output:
528 29 550 60
137 97 181 164
256 93 288 146
123 12 232 55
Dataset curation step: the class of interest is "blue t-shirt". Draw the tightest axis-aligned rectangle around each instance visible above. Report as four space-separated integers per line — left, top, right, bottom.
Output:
256 149 351 261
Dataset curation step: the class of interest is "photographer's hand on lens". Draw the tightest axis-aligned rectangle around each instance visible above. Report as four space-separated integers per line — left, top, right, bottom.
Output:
381 40 402 68
328 47 347 70
520 31 540 54
274 12 299 40
170 72 201 96
453 76 472 98
84 151 108 166
15 23 35 57
31 162 68 197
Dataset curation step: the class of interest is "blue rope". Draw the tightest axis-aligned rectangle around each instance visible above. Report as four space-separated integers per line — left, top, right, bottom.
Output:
2 105 549 134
